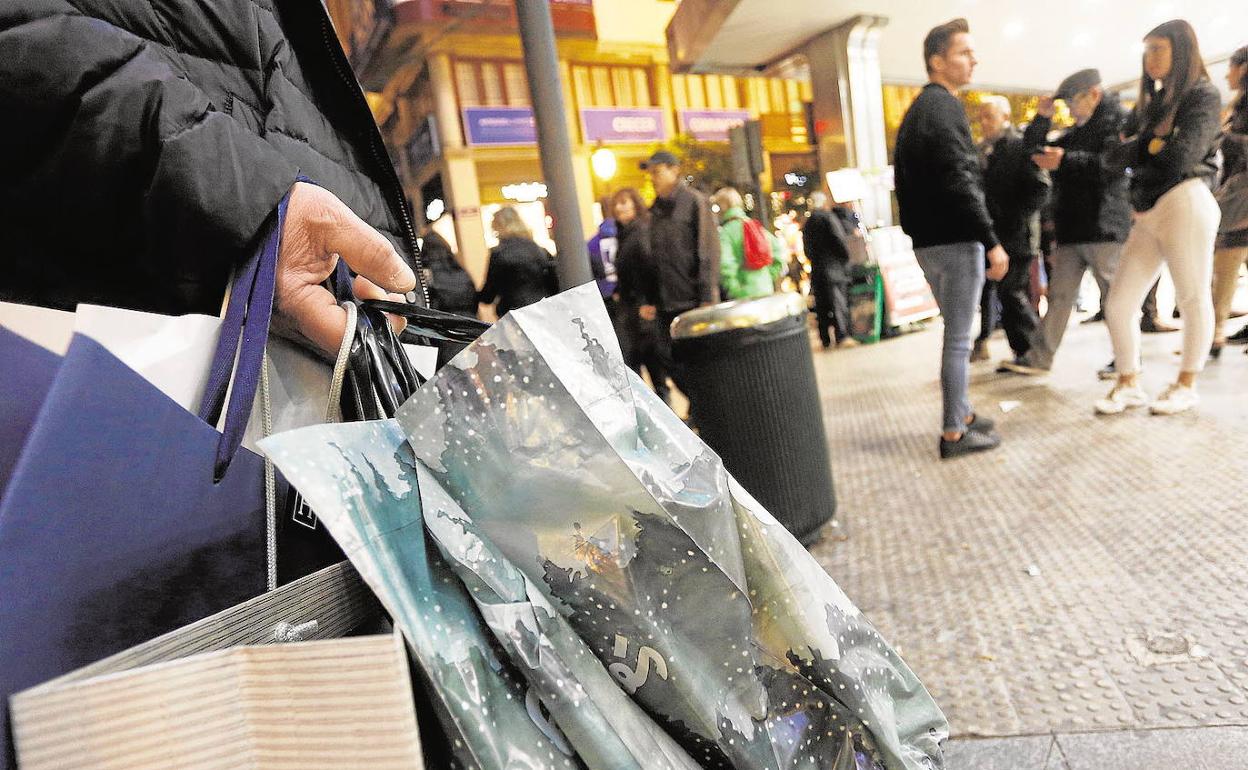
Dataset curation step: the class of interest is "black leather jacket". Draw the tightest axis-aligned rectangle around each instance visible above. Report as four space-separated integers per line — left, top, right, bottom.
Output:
1120 79 1223 212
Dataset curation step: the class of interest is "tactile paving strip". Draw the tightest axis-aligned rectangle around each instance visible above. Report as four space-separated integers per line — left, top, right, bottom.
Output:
806 320 1248 738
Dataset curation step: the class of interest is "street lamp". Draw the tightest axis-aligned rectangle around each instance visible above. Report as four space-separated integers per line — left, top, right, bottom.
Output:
591 146 617 182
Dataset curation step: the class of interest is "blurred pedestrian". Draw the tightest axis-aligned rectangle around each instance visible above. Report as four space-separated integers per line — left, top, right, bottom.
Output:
712 187 785 301
895 18 1006 459
1096 20 1222 415
803 191 856 349
612 187 671 404
1002 67 1134 377
477 206 558 318
586 209 630 356
974 95 1050 364
642 150 720 415
421 228 478 317
1211 45 1248 356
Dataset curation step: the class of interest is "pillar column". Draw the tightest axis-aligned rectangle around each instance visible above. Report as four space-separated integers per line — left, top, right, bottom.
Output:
429 53 489 285
804 14 891 226
653 63 678 139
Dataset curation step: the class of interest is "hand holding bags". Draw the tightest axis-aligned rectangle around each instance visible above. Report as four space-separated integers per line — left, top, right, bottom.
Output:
395 284 948 769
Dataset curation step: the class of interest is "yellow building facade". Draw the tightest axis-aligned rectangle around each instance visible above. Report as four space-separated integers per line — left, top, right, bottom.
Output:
328 0 817 284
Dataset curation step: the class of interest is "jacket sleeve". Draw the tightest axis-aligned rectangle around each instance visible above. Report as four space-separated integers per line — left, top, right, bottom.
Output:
1022 114 1052 150
0 3 299 279
1148 85 1223 181
696 196 722 304
586 235 607 283
931 101 999 251
1011 140 1051 215
718 221 744 300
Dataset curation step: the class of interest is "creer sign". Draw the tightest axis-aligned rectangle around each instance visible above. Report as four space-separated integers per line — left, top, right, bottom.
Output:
580 108 667 143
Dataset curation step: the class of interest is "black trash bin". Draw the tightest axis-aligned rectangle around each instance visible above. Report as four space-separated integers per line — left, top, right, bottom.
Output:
670 293 835 544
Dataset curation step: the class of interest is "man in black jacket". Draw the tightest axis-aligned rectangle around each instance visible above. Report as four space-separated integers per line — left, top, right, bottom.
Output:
1004 69 1172 377
973 96 1050 363
0 0 421 355
895 18 1006 459
803 192 856 349
642 150 720 408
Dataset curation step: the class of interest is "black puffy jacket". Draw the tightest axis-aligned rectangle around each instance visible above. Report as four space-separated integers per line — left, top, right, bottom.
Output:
1023 93 1132 245
0 0 423 315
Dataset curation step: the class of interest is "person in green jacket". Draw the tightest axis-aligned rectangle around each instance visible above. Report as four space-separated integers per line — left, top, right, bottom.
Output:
712 187 787 300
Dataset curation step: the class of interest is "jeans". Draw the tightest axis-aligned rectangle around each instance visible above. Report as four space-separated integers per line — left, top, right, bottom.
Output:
1024 241 1122 369
915 242 985 433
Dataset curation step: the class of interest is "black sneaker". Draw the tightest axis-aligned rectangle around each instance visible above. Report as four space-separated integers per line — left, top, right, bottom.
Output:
939 430 1002 459
1227 325 1248 344
1097 360 1117 381
966 413 995 433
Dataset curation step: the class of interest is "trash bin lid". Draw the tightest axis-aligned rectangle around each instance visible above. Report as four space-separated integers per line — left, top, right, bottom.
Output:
670 292 806 339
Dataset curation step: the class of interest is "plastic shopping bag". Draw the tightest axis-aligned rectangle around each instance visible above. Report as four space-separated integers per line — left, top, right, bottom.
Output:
396 284 948 770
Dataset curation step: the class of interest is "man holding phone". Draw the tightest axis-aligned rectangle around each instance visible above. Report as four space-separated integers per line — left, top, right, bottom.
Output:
1002 69 1138 376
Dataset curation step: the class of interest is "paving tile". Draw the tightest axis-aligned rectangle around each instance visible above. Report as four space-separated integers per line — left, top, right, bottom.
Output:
942 735 1057 770
1057 726 1248 770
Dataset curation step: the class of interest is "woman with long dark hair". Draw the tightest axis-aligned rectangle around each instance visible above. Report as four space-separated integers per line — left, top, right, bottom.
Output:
1211 46 1248 355
1096 20 1223 415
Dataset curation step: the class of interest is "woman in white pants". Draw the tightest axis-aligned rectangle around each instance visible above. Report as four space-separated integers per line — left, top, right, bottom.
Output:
1096 19 1223 416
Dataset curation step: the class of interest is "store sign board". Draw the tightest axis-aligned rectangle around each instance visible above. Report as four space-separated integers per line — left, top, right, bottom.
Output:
679 109 750 142
463 107 536 146
873 226 939 325
580 108 666 143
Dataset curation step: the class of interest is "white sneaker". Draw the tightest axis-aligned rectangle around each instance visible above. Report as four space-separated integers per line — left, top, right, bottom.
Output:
1094 385 1150 415
1150 384 1199 415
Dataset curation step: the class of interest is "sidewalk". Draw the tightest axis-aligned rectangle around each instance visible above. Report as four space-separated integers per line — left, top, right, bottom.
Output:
804 314 1248 768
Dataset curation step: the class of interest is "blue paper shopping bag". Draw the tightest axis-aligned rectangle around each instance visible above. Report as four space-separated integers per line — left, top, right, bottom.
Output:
0 328 60 497
0 191 293 765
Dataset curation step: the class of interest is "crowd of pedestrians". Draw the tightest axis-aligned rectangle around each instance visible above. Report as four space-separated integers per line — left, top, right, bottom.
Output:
896 17 1248 458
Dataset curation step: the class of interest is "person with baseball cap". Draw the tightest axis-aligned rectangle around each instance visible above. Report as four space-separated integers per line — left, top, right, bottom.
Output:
640 150 720 419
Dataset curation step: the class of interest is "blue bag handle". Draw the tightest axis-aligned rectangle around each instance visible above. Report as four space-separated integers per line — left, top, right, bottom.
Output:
198 185 293 481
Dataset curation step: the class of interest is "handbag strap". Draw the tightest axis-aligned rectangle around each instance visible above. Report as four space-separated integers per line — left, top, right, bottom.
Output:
198 185 293 481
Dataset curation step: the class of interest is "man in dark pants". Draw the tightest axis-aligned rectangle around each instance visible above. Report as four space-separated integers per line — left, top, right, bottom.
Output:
641 150 720 414
973 96 1050 364
803 191 857 349
1002 68 1174 379
895 18 1006 459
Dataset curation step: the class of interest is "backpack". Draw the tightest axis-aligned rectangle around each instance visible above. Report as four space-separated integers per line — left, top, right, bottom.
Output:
735 216 774 271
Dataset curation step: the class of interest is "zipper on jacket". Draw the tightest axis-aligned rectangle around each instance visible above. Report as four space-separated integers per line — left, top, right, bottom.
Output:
318 11 430 307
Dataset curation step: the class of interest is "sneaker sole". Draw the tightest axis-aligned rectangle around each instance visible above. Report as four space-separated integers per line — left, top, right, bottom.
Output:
1094 399 1148 415
1150 403 1198 415
999 362 1049 376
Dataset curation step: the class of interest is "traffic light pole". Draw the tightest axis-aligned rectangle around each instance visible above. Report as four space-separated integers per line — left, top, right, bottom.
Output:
515 0 592 289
